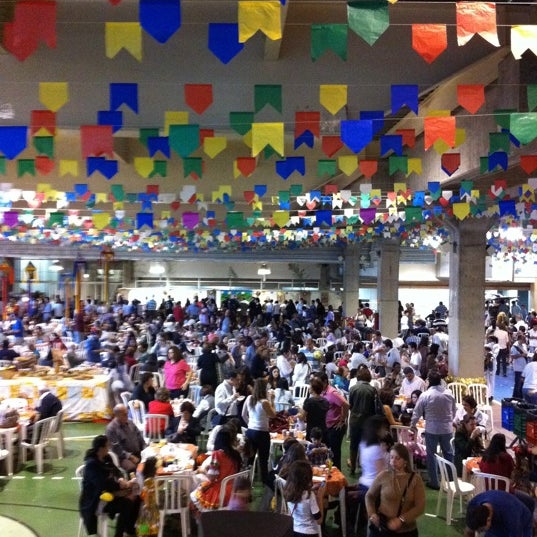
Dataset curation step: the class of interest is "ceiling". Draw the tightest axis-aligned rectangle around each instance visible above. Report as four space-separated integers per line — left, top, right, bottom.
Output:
0 0 535 258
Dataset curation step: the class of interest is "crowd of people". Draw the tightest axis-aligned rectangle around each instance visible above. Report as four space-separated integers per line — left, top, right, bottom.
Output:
2 290 537 536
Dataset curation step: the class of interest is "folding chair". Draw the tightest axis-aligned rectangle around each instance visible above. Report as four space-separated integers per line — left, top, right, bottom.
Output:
154 474 193 537
145 414 169 442
19 415 57 474
218 469 250 508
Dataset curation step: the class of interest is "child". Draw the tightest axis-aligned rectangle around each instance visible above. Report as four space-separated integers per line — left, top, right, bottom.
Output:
283 460 325 537
227 476 252 511
306 427 333 466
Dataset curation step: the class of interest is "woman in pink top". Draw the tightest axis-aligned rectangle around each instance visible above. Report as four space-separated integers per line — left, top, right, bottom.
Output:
163 345 193 399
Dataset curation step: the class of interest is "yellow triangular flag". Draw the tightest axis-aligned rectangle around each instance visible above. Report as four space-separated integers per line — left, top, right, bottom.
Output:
93 213 111 230
453 202 470 220
96 193 108 204
252 122 284 157
242 130 253 148
36 183 51 194
134 157 154 178
164 111 189 135
113 202 124 210
407 158 422 176
338 155 358 176
105 22 142 61
238 1 282 43
39 82 69 112
272 210 290 227
59 160 78 177
204 136 227 158
320 85 347 115
252 200 263 211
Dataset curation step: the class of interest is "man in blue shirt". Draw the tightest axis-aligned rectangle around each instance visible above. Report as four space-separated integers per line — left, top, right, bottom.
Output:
464 490 533 537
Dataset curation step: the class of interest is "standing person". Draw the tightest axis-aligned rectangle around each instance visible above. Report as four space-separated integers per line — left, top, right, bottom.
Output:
197 343 220 392
163 345 192 399
317 372 349 469
348 366 378 475
130 372 156 410
241 378 276 487
283 460 325 537
410 370 456 490
79 434 140 537
522 352 537 404
365 443 425 537
293 352 311 385
464 490 533 537
494 312 511 377
511 332 529 399
302 377 330 442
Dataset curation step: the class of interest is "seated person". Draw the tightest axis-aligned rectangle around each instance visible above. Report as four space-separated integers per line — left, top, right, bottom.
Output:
192 384 215 429
147 387 176 436
130 373 156 410
378 387 400 426
79 434 140 537
454 414 484 477
0 339 19 361
170 400 201 445
306 426 333 466
453 394 488 437
274 378 295 412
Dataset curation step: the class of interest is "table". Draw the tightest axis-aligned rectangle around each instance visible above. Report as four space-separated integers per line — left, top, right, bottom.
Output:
0 374 111 421
312 466 348 537
269 431 308 467
140 442 198 475
462 456 482 482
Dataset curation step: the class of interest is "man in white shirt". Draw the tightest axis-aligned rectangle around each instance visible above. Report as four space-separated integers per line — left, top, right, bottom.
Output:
348 341 369 370
276 348 295 384
214 371 241 422
384 339 400 375
408 341 422 373
400 367 426 400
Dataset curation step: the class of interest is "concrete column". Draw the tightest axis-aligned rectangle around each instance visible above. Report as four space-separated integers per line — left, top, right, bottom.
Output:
319 263 330 306
376 239 400 338
448 218 492 378
342 244 361 317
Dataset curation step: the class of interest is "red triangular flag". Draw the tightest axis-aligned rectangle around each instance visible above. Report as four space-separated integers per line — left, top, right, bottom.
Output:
185 84 213 115
236 157 256 177
322 135 343 157
359 160 378 178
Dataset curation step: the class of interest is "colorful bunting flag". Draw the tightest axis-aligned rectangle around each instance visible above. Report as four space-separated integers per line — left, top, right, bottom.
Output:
412 24 447 64
311 24 348 61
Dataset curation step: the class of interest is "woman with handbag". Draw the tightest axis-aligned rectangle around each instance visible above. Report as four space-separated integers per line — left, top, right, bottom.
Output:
365 443 425 537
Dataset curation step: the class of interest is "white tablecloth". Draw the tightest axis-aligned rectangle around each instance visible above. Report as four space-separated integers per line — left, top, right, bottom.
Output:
0 374 111 421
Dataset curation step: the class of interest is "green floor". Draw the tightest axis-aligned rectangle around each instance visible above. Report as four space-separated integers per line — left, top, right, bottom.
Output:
0 422 466 537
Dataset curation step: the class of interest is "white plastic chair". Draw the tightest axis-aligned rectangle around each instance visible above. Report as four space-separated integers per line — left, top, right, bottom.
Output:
274 475 288 514
127 399 146 433
145 414 169 442
155 474 193 537
293 383 310 407
446 382 466 406
316 338 327 348
199 408 217 451
435 454 475 525
188 384 202 405
120 391 132 408
218 469 250 508
152 372 164 389
472 471 510 494
129 363 141 383
467 383 494 433
0 426 15 476
50 409 65 459
19 415 57 474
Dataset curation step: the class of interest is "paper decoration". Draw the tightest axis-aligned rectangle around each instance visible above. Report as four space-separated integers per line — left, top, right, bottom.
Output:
359 160 378 178
30 110 56 136
18 159 36 177
396 129 416 148
110 83 138 113
35 156 54 175
424 116 455 150
98 110 123 133
164 111 189 134
347 1 389 46
511 26 537 60
340 120 373 153
391 85 418 115
520 155 537 174
320 85 347 115
134 157 154 178
311 24 348 61
295 111 320 139
139 0 181 43
147 137 170 158
204 136 227 158
80 126 114 158
528 85 537 112
441 153 461 176
251 123 284 157
510 113 537 145
412 24 447 64
33 136 54 157
338 156 358 176
457 85 485 114
169 124 200 157
87 157 118 180
230 112 254 135
254 85 282 113
185 84 213 115
322 136 344 158
456 2 499 47
238 1 282 43
3 0 57 61
105 22 142 61
208 23 244 64
380 135 403 156
39 82 69 112
184 158 203 179
0 127 28 159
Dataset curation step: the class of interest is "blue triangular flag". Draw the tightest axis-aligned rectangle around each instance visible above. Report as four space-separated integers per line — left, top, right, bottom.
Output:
139 0 181 44
208 23 244 64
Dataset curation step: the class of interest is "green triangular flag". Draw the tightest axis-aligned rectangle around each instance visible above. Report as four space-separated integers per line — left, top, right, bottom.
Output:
290 184 303 196
230 112 254 135
480 156 489 174
0 157 5 175
317 159 337 177
405 207 423 223
494 109 515 130
389 156 408 175
510 113 537 144
226 211 245 228
18 159 35 177
111 184 125 202
183 157 203 178
489 132 510 154
48 212 65 226
150 160 167 177
169 125 200 158
33 136 54 157
311 24 348 61
140 128 160 147
126 193 138 203
254 85 282 113
347 1 389 46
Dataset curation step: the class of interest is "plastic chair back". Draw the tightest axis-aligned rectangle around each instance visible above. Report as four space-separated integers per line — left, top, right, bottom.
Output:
154 475 193 537
127 399 146 432
472 471 510 493
218 469 250 508
145 413 169 441
447 382 466 405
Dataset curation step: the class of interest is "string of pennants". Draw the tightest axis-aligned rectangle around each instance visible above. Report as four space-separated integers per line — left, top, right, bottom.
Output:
4 1 537 62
